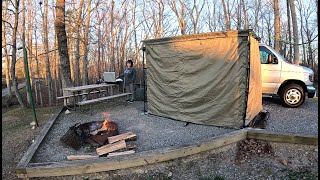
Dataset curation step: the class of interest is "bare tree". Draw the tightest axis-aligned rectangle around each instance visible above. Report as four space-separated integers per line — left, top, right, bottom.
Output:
241 0 249 29
302 3 317 68
274 0 281 52
22 0 32 105
190 0 205 34
55 0 73 94
110 0 116 72
34 25 43 107
221 0 231 30
42 0 53 106
169 0 186 35
27 0 35 86
206 0 217 32
286 0 293 63
2 0 12 98
296 0 306 65
75 0 85 86
150 0 165 38
82 0 92 85
11 0 25 108
96 4 104 80
289 0 300 64
67 11 75 83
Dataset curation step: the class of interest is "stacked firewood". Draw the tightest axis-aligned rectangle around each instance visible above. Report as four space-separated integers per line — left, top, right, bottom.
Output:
67 132 137 160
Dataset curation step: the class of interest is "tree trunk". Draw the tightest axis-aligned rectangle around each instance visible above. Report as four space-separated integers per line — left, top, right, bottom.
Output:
241 0 249 29
11 0 26 108
274 0 281 53
82 0 92 86
190 0 205 34
54 36 59 105
110 0 116 72
42 0 53 106
289 0 300 64
55 0 73 96
169 0 186 35
50 0 58 105
221 0 230 30
297 1 306 65
27 0 34 88
286 0 293 63
305 18 313 67
34 27 43 107
75 0 85 86
97 14 102 79
2 0 12 98
22 0 31 105
237 0 241 29
68 14 75 84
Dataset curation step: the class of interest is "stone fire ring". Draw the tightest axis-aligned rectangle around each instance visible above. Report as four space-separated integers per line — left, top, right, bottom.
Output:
16 107 318 179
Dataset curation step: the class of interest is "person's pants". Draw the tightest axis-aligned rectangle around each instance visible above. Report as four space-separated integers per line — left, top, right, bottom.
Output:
125 83 134 101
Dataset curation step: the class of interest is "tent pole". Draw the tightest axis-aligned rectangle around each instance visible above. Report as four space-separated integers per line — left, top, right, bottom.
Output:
142 46 146 113
243 30 252 128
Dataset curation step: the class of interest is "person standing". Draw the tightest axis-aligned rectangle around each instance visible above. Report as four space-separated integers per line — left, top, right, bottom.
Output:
117 60 136 102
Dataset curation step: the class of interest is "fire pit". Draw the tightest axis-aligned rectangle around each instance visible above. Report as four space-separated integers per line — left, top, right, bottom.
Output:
60 113 119 150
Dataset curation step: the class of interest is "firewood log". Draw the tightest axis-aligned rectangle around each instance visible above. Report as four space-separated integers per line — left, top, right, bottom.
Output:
96 140 126 156
107 132 137 144
67 155 99 160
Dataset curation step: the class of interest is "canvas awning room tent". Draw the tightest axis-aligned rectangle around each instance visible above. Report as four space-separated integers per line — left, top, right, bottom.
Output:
143 30 262 129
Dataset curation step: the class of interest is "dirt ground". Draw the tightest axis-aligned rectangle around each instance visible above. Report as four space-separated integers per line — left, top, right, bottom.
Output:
2 105 59 180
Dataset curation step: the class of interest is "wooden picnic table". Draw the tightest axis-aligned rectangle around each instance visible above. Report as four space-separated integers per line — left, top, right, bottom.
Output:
63 83 117 109
63 83 116 92
61 83 131 112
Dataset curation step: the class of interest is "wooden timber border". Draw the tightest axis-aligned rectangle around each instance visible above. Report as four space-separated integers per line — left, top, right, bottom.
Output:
16 110 318 179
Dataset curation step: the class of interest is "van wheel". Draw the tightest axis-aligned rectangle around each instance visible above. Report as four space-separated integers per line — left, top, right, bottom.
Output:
279 84 305 108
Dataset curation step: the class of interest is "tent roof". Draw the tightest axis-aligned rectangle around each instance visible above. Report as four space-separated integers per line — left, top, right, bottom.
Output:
143 30 260 45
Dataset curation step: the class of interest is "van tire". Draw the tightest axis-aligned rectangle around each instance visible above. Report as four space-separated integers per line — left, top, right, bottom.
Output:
279 84 305 108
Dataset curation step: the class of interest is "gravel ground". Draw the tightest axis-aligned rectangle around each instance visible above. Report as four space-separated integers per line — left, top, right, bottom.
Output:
33 141 318 180
263 97 318 135
31 100 235 163
31 97 318 163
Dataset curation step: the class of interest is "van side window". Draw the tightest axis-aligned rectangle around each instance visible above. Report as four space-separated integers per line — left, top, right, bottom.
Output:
259 46 272 64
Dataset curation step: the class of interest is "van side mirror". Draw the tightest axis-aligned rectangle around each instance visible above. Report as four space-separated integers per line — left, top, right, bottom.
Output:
268 54 278 64
273 57 278 64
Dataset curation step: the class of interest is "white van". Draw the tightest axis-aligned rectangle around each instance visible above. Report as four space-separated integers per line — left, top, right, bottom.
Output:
259 43 315 108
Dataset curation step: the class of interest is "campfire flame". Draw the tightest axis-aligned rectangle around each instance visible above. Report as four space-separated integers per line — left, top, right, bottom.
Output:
101 112 110 129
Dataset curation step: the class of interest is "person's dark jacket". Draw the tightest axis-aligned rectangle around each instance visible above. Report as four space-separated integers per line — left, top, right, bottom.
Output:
118 67 136 85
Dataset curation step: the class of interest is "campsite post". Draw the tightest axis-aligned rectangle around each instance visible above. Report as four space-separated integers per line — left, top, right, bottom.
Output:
19 46 39 127
142 46 146 113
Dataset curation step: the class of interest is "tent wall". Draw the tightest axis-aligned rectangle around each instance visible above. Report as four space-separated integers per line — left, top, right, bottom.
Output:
144 30 261 129
245 34 262 124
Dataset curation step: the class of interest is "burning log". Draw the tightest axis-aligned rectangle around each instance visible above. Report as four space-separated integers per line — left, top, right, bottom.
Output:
67 155 99 160
107 132 137 144
90 114 112 136
96 140 126 156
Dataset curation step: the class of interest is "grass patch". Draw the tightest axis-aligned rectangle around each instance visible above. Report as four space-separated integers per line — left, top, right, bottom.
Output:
2 106 59 131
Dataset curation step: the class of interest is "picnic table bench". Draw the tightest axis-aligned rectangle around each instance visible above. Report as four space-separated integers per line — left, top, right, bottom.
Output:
59 83 132 112
57 90 107 105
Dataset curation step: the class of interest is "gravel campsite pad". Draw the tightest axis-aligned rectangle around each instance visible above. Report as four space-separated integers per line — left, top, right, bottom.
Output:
31 98 318 163
263 97 318 135
31 100 235 163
